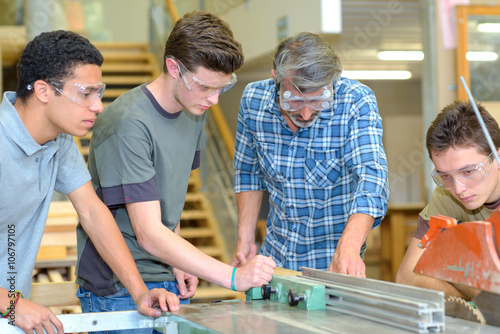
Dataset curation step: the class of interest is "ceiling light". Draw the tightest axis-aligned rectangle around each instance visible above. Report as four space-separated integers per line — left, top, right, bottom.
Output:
477 23 500 32
466 51 498 61
342 71 412 80
377 51 424 61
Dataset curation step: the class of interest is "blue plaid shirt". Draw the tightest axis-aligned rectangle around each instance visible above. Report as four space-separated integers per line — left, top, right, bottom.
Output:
233 77 389 271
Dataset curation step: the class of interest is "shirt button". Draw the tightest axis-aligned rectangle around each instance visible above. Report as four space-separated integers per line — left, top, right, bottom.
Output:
35 158 40 162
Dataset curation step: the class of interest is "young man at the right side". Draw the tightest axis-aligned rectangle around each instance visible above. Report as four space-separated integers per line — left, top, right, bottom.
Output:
396 100 500 299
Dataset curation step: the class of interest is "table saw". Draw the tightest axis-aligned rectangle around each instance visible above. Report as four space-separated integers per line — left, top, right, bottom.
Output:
1 267 499 333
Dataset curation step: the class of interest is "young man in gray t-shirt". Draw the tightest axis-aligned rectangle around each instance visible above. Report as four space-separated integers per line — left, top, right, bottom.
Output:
75 12 276 329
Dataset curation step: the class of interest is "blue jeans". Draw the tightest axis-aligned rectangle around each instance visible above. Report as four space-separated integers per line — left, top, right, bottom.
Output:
77 281 190 334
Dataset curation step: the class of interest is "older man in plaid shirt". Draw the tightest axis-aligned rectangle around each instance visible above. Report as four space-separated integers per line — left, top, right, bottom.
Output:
230 32 389 277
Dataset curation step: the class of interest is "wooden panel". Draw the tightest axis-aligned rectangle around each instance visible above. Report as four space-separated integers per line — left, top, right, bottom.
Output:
180 227 215 239
36 246 68 261
31 282 80 307
102 75 155 85
180 209 209 220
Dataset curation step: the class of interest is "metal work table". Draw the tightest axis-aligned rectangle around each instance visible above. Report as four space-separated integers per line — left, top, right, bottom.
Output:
1 268 498 333
1 300 499 333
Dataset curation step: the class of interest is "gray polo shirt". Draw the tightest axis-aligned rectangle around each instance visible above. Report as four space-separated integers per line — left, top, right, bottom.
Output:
0 92 90 298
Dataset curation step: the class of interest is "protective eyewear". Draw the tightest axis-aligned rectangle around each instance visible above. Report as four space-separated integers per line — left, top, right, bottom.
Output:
176 58 237 98
49 80 106 107
431 153 494 190
278 81 334 112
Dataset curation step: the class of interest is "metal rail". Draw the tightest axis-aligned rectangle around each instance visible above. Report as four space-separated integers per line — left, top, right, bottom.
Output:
300 268 445 333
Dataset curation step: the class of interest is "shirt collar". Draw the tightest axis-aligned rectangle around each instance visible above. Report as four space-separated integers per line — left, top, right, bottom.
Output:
0 92 50 156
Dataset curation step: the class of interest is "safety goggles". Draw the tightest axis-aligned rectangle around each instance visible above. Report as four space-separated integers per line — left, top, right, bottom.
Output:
49 80 106 107
175 58 237 98
431 152 494 190
278 81 334 112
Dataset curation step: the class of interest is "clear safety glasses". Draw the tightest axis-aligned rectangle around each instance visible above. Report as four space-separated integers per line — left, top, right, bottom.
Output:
176 58 237 98
49 80 106 107
431 153 494 190
278 81 334 112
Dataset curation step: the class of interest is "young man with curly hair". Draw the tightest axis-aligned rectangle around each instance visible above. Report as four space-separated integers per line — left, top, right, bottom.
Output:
0 30 179 334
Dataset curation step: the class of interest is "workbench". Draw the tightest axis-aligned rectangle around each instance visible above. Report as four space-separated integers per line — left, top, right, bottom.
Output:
2 268 499 333
1 299 498 333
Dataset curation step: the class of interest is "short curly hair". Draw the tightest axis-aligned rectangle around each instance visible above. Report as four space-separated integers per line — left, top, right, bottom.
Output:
16 30 103 102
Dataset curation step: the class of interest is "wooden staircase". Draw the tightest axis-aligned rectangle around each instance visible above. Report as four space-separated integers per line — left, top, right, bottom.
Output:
69 42 239 302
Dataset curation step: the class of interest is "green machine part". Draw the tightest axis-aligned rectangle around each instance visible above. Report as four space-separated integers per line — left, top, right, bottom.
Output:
245 275 326 310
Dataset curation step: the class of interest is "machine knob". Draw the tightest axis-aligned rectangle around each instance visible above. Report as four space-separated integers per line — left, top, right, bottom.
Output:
288 289 306 306
261 284 277 300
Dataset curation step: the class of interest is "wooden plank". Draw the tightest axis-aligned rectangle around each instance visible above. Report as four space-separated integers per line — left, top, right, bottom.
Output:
47 269 65 283
40 232 77 247
103 88 132 98
180 227 215 239
101 63 155 73
100 52 152 61
35 257 77 269
47 201 77 217
31 282 80 307
36 246 68 261
197 246 223 257
0 26 26 68
95 42 149 52
180 210 208 220
103 75 155 85
36 273 50 283
274 267 301 277
68 266 76 282
192 286 242 301
184 192 203 202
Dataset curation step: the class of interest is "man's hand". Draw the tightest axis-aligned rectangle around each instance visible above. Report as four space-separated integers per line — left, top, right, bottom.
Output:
230 243 258 267
233 255 276 291
13 298 63 334
173 268 198 299
328 213 373 278
328 243 366 278
134 288 180 317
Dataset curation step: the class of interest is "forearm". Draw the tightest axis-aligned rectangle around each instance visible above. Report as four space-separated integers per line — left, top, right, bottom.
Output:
141 227 234 289
399 269 469 299
336 213 374 253
396 238 470 299
235 190 263 244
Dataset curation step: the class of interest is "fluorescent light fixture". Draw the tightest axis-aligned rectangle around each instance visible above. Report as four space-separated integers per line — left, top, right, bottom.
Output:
478 23 500 33
321 0 342 33
343 70 412 80
378 51 424 61
466 51 498 61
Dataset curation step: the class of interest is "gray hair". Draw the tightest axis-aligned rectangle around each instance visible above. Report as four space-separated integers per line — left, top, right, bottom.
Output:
273 32 342 91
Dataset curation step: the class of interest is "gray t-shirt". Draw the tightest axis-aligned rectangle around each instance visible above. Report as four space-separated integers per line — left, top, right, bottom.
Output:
76 85 205 296
0 92 90 298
